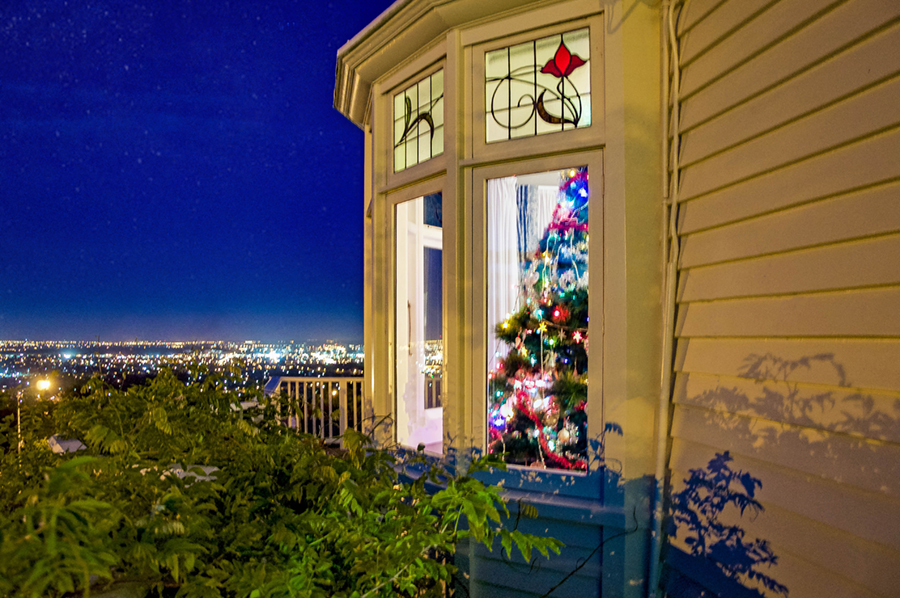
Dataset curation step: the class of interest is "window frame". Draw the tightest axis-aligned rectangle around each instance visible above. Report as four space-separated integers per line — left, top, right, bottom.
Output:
369 4 608 484
468 14 605 163
470 149 604 494
391 68 446 175
387 176 447 456
378 41 448 192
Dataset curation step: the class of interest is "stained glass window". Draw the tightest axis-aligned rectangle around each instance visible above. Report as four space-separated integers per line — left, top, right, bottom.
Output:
485 29 590 143
393 70 444 172
487 167 589 470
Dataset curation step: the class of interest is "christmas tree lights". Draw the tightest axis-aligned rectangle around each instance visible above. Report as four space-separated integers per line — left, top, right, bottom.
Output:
488 167 589 470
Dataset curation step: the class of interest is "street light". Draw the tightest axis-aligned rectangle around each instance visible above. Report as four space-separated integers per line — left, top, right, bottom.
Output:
18 378 53 459
16 387 24 460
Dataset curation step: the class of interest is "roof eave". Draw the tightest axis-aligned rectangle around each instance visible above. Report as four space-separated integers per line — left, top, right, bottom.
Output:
334 0 543 128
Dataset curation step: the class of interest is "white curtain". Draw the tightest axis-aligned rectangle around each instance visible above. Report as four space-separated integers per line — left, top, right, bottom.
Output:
487 179 561 371
533 185 557 246
487 177 519 370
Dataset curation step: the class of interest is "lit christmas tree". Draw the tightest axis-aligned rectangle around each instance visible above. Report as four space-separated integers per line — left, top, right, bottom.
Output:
488 167 589 470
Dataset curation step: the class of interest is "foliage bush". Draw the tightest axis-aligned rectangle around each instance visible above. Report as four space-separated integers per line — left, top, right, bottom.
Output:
0 369 560 598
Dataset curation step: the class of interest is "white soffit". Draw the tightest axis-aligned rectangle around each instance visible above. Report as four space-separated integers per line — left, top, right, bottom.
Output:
334 0 546 127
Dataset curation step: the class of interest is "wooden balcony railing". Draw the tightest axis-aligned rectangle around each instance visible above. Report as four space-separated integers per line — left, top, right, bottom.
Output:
267 377 365 446
425 374 442 409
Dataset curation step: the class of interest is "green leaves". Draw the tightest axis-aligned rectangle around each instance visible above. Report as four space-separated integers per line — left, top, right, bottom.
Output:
1 370 562 597
0 456 119 598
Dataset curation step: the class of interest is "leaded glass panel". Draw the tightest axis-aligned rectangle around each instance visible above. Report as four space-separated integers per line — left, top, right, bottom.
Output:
393 70 444 172
485 29 591 143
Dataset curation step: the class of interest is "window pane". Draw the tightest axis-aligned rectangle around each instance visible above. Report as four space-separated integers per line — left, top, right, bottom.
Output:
395 193 443 453
484 28 590 144
487 168 589 471
432 70 444 103
393 70 444 172
432 126 444 158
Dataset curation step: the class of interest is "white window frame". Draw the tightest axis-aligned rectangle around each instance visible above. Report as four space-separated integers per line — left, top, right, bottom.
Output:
467 13 605 163
387 177 447 456
378 41 447 192
470 150 604 479
369 3 608 476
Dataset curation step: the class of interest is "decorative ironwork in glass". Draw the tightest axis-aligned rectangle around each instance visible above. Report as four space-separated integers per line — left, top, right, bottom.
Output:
393 70 444 172
485 29 590 143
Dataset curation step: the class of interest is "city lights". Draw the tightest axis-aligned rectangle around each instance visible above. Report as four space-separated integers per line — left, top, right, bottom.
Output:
0 339 364 392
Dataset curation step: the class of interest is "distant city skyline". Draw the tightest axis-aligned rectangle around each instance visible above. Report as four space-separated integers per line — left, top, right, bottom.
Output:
0 0 395 342
0 338 364 392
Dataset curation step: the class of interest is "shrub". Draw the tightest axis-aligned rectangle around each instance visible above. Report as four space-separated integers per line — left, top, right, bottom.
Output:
0 369 560 597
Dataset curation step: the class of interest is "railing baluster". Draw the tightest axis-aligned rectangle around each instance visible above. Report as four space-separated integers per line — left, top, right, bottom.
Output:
319 383 325 440
356 381 363 432
339 382 348 448
267 376 365 444
302 381 309 434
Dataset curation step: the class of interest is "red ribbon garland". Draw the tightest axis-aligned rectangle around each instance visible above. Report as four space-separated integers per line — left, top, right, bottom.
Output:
547 220 589 233
513 390 586 470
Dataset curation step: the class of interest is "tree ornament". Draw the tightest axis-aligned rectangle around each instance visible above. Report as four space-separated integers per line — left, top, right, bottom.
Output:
488 167 589 471
544 409 559 428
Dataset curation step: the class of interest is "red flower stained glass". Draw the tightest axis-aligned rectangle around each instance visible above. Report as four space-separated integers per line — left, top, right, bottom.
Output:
540 41 586 78
485 28 590 141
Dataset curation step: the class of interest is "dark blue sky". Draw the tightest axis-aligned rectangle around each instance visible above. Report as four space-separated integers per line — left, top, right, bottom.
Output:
0 0 394 342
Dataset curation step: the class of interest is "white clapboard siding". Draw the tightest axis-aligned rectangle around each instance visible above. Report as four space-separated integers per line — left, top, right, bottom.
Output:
678 234 900 300
671 404 900 499
666 2 900 596
676 287 900 337
680 0 841 97
671 458 899 598
762 551 885 598
680 74 900 200
678 0 900 131
681 20 900 165
676 0 727 37
680 181 900 267
674 371 900 444
669 438 900 553
670 455 900 598
674 337 900 392
678 127 900 232
743 501 900 598
678 0 779 68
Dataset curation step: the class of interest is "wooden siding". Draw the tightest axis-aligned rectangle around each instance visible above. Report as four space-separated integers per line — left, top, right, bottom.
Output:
455 505 605 598
665 1 900 597
679 181 900 266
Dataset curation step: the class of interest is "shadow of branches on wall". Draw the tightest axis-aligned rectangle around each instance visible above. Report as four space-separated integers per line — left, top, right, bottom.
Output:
664 451 788 598
662 351 900 597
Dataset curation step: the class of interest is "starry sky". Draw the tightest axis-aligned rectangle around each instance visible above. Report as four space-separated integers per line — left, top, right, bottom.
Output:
0 0 395 343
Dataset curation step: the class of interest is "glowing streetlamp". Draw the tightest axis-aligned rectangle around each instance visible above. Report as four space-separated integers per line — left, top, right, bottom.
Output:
18 378 53 459
16 391 21 456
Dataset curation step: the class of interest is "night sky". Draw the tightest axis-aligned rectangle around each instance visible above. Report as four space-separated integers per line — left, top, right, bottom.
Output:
0 0 395 342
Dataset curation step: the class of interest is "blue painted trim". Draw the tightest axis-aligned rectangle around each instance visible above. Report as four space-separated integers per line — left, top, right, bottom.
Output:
473 463 604 501
501 488 628 529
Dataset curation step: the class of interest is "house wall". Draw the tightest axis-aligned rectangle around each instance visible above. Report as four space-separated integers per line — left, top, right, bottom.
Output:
342 1 664 596
664 1 900 597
